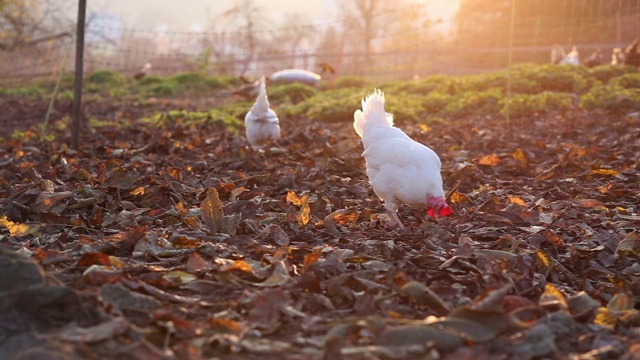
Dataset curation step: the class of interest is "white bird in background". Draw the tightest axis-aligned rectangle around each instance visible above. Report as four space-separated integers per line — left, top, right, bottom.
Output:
551 45 580 66
565 46 580 65
611 47 624 65
353 89 452 230
134 63 152 80
244 75 280 151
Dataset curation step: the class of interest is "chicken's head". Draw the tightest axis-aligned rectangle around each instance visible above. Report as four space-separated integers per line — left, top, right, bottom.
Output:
426 196 453 218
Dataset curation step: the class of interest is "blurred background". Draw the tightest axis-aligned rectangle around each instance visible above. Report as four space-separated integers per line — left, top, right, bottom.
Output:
1 0 639 85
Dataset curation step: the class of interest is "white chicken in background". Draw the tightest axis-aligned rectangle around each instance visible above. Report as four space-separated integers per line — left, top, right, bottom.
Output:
353 89 452 229
134 63 152 80
565 46 580 65
244 76 280 151
551 45 580 66
611 47 624 65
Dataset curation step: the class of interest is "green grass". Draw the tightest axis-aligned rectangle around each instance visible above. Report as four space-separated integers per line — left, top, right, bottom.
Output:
2 64 638 130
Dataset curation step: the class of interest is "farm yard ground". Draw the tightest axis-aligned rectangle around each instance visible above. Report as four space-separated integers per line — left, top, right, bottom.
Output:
1 66 640 359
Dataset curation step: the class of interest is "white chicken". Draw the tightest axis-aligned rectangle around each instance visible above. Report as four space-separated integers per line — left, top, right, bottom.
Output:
551 45 580 66
134 63 152 80
244 76 280 151
353 89 452 229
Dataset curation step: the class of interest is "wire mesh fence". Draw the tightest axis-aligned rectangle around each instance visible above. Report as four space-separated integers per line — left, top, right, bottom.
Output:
1 3 639 87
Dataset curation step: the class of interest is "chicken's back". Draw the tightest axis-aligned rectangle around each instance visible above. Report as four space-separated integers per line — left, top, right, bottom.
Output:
361 124 410 150
363 135 444 207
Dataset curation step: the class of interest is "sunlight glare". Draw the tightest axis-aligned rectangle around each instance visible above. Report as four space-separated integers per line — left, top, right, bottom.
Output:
417 0 460 33
418 0 460 20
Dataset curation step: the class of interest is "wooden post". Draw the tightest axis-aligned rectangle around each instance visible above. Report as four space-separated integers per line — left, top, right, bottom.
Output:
71 0 86 149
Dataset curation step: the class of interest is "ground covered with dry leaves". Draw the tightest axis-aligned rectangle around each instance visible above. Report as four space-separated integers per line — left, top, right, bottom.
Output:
1 95 640 360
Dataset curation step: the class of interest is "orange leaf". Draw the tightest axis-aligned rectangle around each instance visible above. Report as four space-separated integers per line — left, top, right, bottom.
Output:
175 202 189 217
594 307 617 328
129 186 145 196
302 250 322 273
0 215 39 237
296 193 311 226
508 196 526 206
183 216 199 228
200 188 224 233
572 198 604 208
543 229 564 246
512 148 528 168
539 283 567 312
286 191 303 206
324 208 358 226
535 250 552 270
450 192 471 205
220 260 253 273
478 154 501 166
209 317 244 334
591 168 620 177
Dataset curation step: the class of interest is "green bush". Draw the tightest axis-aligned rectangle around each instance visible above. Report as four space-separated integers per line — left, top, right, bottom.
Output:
443 88 503 117
381 75 451 95
610 73 640 90
165 72 232 93
218 101 253 120
61 74 75 90
205 77 233 90
170 72 207 86
85 83 101 94
0 85 45 97
282 88 362 122
87 69 126 87
136 75 164 86
512 64 589 93
580 84 640 113
59 90 74 101
147 82 177 96
422 90 453 114
501 91 573 117
268 83 318 104
587 64 637 83
332 76 370 89
459 73 508 92
140 108 242 128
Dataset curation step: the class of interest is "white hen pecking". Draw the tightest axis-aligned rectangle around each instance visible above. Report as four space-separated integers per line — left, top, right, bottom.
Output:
354 89 452 229
244 76 280 151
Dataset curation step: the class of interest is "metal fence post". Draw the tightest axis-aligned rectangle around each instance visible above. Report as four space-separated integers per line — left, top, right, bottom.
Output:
71 0 86 149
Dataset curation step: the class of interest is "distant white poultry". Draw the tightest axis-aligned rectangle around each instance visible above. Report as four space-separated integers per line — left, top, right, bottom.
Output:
611 47 624 65
564 46 580 65
134 63 152 80
270 69 321 85
244 75 280 151
551 45 580 66
353 89 452 229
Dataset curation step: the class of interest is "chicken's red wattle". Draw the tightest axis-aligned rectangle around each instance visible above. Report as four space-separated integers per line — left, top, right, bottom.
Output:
427 206 453 218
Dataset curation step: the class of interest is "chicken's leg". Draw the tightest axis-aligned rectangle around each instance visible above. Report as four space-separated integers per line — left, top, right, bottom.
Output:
384 202 405 230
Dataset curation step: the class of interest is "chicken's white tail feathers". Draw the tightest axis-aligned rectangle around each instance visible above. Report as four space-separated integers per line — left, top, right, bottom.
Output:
251 75 269 115
353 89 394 138
363 89 385 116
